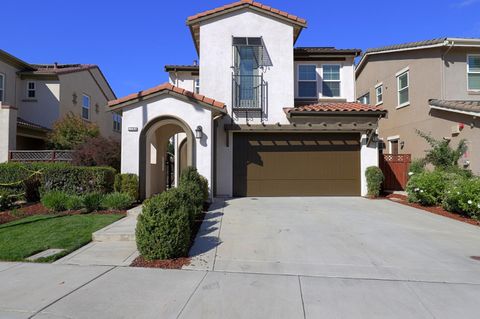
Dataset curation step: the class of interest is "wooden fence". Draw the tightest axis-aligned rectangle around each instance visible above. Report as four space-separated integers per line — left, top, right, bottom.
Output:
379 154 411 191
8 150 74 163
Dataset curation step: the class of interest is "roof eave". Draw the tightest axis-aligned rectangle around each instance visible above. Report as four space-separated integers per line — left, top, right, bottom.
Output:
429 104 480 117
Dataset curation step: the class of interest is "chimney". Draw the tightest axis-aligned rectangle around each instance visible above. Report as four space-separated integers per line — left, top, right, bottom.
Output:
54 62 58 69
193 60 198 66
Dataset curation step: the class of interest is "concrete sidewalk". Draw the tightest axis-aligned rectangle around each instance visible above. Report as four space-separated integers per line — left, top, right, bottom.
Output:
1 262 479 318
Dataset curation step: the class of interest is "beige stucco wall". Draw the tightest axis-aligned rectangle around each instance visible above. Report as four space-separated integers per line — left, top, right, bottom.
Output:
0 106 17 162
356 47 480 175
17 79 60 128
0 60 21 106
444 47 480 100
59 68 119 140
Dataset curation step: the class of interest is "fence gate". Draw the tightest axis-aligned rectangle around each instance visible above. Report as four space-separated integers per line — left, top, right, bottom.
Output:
379 154 411 191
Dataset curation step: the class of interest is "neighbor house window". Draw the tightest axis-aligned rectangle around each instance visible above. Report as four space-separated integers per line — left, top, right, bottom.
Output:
322 64 341 97
194 78 200 94
375 84 383 104
82 94 90 119
358 93 370 104
298 65 317 98
0 74 4 102
388 136 400 155
467 55 480 91
397 71 409 107
113 113 121 132
27 81 36 98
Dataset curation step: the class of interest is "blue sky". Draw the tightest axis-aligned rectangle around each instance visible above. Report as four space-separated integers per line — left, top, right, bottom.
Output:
3 0 480 98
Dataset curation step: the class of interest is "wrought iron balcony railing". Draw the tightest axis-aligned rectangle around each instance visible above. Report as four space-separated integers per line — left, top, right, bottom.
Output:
232 74 265 111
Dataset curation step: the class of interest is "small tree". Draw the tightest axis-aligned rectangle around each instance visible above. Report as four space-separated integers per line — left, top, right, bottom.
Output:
416 130 467 170
72 136 121 171
48 113 100 149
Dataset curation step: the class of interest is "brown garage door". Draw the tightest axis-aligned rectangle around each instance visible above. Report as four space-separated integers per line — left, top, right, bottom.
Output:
233 133 361 196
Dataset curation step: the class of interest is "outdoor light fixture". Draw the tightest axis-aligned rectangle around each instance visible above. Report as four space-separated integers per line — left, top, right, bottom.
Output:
195 126 203 139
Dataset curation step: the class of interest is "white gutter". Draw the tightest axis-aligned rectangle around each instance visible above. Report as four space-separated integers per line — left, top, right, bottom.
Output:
429 105 480 117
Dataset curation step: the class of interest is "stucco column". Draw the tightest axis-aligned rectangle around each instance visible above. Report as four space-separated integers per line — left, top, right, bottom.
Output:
360 134 379 196
0 105 17 163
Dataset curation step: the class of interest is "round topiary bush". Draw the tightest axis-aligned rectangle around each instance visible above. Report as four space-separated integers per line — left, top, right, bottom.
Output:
365 166 384 197
135 192 191 260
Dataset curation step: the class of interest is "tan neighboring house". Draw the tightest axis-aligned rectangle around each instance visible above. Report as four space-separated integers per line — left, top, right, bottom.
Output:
0 49 119 162
355 38 480 175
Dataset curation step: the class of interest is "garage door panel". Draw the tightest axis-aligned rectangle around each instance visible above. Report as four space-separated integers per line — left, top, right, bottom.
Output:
233 133 361 196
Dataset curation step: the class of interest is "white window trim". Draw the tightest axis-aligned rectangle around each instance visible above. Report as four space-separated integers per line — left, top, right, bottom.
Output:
375 82 383 106
387 135 400 154
395 66 409 77
297 64 318 98
0 73 4 102
321 64 341 98
82 93 91 120
397 71 410 109
357 92 370 104
26 81 36 99
467 54 480 92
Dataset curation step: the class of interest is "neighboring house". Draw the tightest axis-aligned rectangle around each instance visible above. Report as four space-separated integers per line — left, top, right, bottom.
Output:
356 38 480 175
0 49 119 162
108 0 386 199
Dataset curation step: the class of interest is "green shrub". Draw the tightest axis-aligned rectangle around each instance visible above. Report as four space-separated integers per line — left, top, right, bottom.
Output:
0 189 15 211
114 174 139 200
406 170 448 206
83 192 104 213
365 166 384 197
409 158 426 175
178 181 203 218
199 175 209 203
443 177 480 218
101 192 134 210
135 192 191 260
66 195 84 210
41 191 69 212
179 166 209 204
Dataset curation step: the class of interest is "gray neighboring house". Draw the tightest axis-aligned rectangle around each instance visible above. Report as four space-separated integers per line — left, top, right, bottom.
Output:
0 49 120 162
355 38 480 175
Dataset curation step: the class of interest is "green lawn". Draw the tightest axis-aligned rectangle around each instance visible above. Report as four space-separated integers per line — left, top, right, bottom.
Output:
0 214 124 262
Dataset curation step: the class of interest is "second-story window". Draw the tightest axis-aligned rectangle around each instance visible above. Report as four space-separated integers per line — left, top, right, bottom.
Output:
322 65 341 97
467 55 480 91
375 84 383 105
27 81 36 99
194 78 200 94
358 93 370 104
82 94 90 120
113 113 122 132
0 74 4 102
298 65 317 98
397 71 409 107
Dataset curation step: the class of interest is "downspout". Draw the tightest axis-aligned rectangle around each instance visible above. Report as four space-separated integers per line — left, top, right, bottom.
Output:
441 40 455 100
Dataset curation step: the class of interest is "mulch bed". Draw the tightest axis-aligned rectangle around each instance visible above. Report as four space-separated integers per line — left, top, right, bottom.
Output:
383 193 480 227
0 203 127 225
131 211 208 269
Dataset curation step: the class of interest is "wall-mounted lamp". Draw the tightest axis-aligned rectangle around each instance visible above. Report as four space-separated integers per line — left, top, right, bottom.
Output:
400 141 405 149
195 126 203 139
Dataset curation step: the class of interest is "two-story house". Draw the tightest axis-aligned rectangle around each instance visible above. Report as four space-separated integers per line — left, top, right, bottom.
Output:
356 38 480 175
108 0 386 199
0 49 120 162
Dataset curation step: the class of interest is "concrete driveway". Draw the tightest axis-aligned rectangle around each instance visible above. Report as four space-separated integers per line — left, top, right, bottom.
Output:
189 197 480 283
2 197 480 318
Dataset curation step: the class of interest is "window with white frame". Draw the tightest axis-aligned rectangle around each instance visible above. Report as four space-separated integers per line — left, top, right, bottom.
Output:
298 65 317 98
322 64 341 97
27 81 36 98
82 94 90 119
357 93 370 104
0 74 4 102
467 55 480 91
397 71 409 106
375 84 383 104
194 78 200 94
113 113 121 132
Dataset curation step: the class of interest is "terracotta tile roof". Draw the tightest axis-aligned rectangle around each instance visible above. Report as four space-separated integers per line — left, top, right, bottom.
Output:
187 0 307 26
284 102 386 114
108 83 226 110
24 64 97 75
429 99 480 115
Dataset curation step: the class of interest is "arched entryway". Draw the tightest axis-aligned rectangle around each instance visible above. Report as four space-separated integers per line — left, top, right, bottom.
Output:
139 116 194 199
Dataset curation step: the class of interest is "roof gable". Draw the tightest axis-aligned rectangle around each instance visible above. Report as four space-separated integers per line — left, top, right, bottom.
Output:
108 83 226 113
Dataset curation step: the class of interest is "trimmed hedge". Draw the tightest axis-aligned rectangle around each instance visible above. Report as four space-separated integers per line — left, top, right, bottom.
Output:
365 166 384 197
442 177 480 218
136 191 191 260
0 163 115 201
114 173 139 201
